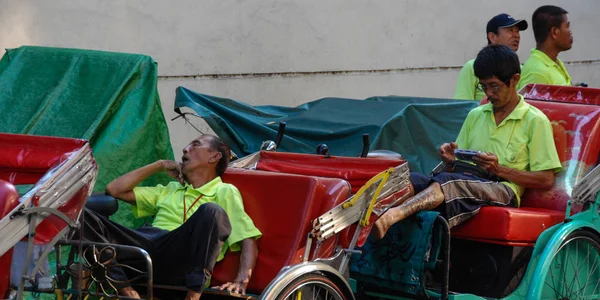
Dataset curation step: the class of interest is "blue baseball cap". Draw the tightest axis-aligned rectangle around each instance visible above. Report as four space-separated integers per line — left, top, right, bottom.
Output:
486 13 528 33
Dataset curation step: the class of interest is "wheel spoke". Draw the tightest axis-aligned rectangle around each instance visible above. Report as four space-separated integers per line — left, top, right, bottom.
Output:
583 245 600 295
566 241 581 298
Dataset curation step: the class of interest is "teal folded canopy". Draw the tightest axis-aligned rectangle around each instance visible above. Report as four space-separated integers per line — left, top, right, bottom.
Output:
175 87 478 173
0 46 174 228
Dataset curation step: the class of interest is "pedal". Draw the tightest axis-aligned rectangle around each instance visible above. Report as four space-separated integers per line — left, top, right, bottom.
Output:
572 164 600 205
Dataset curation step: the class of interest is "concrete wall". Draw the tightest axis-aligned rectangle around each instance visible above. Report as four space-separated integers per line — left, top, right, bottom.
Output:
1 0 599 155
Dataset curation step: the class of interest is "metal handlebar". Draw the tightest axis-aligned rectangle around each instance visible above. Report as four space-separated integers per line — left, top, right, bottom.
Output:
360 134 370 158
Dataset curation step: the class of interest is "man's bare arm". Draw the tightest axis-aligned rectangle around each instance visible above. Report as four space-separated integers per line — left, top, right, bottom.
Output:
496 167 555 190
215 238 258 294
105 160 182 203
474 152 556 189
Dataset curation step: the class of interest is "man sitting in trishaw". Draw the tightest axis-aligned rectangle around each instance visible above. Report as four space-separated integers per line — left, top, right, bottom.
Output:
373 44 562 238
81 134 262 300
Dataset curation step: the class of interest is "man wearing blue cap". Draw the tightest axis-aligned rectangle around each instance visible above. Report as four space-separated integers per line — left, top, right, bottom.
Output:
454 14 528 101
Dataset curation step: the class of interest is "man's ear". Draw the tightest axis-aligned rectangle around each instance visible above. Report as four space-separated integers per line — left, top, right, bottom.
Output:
211 152 223 163
488 32 497 44
511 73 521 88
550 27 560 40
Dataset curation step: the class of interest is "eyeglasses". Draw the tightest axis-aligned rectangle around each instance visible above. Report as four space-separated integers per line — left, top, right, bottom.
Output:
476 83 505 94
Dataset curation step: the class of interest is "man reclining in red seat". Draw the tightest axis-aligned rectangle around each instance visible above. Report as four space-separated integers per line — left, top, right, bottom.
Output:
81 134 261 300
373 45 562 238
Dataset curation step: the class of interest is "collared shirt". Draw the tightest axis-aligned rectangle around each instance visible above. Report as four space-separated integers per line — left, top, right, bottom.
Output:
132 176 262 261
454 59 486 101
455 94 562 205
518 48 572 90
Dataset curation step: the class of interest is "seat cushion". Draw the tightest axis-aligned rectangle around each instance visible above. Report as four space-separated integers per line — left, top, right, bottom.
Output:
451 206 564 244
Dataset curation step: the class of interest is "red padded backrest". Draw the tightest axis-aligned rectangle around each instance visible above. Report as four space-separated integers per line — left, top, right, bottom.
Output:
211 168 350 294
479 90 600 212
0 133 86 184
520 100 600 211
256 151 404 193
520 84 600 105
0 180 19 298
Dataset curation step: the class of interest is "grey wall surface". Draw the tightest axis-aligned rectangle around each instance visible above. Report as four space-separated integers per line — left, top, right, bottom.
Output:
1 0 599 155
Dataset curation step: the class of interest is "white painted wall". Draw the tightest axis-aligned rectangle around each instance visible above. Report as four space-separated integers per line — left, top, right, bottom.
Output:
1 0 599 156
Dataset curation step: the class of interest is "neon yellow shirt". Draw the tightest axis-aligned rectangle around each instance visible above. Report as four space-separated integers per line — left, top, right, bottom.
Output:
518 48 572 90
132 177 262 261
454 59 486 101
455 95 562 205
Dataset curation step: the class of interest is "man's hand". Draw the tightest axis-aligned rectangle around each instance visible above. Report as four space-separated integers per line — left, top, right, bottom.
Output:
213 239 257 295
439 142 458 163
473 152 500 174
214 279 249 295
161 160 185 185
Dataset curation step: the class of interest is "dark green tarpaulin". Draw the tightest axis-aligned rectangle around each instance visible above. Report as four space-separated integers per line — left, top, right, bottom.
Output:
175 87 479 173
0 46 174 228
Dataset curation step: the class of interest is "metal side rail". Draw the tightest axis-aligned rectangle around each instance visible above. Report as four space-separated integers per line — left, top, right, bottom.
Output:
312 162 410 242
572 164 600 205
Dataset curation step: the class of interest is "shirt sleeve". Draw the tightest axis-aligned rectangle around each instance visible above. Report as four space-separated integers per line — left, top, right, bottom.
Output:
132 185 165 218
454 62 478 100
528 116 563 173
217 184 262 253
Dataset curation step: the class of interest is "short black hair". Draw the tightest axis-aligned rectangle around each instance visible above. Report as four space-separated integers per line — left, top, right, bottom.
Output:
532 5 568 44
205 134 231 176
473 44 521 83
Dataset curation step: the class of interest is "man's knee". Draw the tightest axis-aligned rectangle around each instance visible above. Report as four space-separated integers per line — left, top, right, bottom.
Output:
195 202 227 218
190 203 232 233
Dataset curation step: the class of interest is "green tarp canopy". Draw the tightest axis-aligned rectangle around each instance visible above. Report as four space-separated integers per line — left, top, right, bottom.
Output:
175 87 479 173
0 46 174 228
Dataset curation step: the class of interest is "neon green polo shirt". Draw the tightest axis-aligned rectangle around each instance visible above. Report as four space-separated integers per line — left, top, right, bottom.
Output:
454 59 486 101
518 48 572 90
455 95 562 205
132 177 262 261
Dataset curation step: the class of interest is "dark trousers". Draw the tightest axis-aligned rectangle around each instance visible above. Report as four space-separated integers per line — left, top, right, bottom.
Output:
77 202 232 293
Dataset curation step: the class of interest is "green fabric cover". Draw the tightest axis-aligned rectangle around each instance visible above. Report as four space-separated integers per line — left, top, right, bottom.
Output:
175 87 479 173
0 46 174 228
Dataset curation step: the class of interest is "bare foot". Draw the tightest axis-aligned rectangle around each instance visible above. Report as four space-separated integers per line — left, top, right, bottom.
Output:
185 290 202 300
373 213 393 239
119 286 141 298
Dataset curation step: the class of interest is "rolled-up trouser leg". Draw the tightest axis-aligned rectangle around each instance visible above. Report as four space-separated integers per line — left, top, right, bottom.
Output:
151 203 232 293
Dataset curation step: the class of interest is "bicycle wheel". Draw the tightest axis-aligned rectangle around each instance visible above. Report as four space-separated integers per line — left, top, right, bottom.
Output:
275 273 352 300
539 230 600 299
